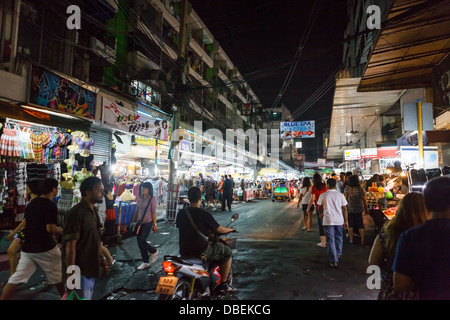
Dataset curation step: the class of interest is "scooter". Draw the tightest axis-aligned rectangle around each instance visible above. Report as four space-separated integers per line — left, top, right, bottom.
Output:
156 213 239 300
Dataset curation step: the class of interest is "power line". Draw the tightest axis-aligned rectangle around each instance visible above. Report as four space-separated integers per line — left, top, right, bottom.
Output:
270 0 322 109
291 62 344 119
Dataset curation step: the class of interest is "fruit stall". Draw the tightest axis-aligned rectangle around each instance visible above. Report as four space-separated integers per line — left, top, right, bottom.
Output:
366 181 400 231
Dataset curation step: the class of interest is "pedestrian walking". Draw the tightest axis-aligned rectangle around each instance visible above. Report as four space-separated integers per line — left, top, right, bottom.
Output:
63 176 108 300
368 192 429 300
131 182 158 270
307 174 328 247
297 177 313 231
5 180 40 278
337 172 345 193
344 175 369 245
393 177 450 299
317 178 348 268
1 179 65 300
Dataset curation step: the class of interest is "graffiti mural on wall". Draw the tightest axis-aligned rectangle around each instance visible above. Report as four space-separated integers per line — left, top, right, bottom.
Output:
29 65 96 119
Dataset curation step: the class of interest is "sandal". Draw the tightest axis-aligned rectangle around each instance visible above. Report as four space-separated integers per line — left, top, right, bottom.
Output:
349 239 354 244
361 240 366 246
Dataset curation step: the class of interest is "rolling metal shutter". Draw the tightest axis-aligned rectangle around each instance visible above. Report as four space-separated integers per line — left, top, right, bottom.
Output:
89 125 112 165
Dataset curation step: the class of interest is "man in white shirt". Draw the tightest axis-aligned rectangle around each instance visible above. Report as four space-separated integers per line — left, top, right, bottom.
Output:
317 178 348 268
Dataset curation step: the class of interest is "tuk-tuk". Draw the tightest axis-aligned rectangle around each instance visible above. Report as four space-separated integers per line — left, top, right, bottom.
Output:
272 179 291 202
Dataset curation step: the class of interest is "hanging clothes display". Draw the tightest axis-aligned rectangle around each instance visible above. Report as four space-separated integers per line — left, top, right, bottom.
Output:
104 191 116 236
57 173 76 226
0 120 94 232
0 126 21 157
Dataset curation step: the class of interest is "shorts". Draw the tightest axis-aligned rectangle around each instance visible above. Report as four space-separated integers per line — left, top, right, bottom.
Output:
302 204 314 212
8 245 62 285
348 212 365 230
202 241 232 265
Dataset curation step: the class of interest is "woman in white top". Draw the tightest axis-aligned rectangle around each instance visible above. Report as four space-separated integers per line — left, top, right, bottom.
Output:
297 177 313 231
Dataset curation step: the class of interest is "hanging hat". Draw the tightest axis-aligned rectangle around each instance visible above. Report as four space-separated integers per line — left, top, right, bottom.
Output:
119 189 136 202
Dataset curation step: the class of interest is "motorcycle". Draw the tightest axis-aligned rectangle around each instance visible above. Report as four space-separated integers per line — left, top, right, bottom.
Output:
156 213 239 300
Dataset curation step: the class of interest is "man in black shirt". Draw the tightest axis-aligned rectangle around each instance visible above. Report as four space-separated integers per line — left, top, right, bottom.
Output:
176 187 236 292
1 179 64 300
221 175 234 211
63 176 108 300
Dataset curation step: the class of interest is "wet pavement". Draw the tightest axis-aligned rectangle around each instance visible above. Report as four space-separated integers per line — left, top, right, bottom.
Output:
0 198 380 300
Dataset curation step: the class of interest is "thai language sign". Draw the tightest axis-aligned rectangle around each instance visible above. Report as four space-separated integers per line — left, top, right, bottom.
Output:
344 149 361 160
280 121 315 139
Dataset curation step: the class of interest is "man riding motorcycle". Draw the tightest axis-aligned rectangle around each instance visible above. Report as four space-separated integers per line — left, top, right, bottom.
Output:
175 187 236 292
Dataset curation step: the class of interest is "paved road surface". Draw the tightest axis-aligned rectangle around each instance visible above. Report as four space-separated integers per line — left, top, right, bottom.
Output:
0 197 380 300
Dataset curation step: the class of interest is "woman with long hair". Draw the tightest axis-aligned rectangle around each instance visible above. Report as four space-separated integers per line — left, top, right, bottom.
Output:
344 175 369 245
131 182 159 270
307 174 328 247
368 192 429 300
297 177 313 231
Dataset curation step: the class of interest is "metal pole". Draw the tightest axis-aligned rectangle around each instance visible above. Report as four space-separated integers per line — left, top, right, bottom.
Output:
416 100 424 168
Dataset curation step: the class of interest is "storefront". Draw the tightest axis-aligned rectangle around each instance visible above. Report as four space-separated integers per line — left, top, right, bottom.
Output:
0 102 97 250
100 94 173 230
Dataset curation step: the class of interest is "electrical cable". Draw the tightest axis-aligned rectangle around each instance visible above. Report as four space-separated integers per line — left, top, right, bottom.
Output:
270 0 322 109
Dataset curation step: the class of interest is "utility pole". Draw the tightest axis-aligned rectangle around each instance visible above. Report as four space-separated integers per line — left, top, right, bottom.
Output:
166 0 191 222
416 100 424 168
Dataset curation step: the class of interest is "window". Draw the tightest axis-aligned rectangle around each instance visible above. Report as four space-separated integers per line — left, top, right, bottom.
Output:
131 80 161 107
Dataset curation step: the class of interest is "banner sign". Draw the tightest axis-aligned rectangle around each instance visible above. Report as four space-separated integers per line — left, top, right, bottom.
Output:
29 65 96 119
102 97 171 141
344 149 361 160
361 148 378 159
280 121 315 139
377 146 398 158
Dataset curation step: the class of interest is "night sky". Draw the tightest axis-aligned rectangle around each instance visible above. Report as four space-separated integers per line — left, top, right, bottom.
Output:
190 0 349 160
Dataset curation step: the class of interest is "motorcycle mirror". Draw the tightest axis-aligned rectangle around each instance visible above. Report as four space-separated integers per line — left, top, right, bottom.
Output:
231 213 239 221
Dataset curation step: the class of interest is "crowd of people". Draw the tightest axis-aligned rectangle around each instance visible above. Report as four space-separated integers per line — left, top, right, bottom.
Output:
0 176 164 300
1 168 448 300
295 171 449 300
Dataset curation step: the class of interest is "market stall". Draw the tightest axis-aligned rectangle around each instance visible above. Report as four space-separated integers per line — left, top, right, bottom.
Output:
0 116 100 251
365 174 402 231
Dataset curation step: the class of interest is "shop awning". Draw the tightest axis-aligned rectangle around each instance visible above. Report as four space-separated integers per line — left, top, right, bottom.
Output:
327 77 404 160
0 100 91 132
358 0 450 92
258 167 282 176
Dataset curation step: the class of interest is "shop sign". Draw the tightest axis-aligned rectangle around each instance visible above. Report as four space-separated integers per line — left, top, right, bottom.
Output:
280 121 315 139
304 169 315 176
400 146 439 170
134 136 156 146
295 142 303 148
361 148 378 159
304 161 334 168
29 65 96 119
377 146 398 158
102 97 170 141
344 149 361 160
179 140 191 152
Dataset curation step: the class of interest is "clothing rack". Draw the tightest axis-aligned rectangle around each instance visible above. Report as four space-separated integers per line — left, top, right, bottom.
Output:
5 118 66 133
